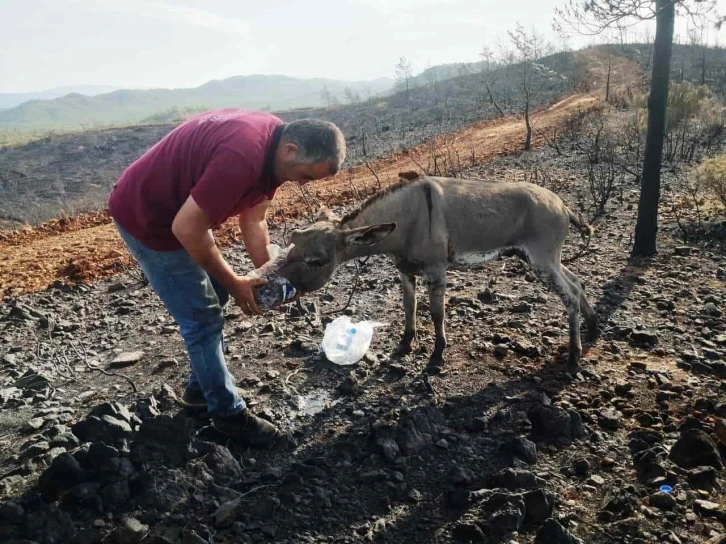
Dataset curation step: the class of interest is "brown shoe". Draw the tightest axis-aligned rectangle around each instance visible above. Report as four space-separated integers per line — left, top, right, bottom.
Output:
177 387 247 410
178 388 207 409
212 410 282 446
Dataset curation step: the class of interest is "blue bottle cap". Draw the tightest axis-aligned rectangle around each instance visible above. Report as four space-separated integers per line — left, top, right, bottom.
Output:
659 485 672 493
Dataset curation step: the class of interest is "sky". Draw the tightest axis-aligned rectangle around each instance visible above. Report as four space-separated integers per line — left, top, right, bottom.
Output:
1 0 724 94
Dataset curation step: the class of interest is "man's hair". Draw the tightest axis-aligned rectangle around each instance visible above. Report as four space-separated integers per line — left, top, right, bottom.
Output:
281 119 346 174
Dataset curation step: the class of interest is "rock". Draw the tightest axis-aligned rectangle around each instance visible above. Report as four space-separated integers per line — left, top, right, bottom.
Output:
76 528 103 544
512 302 532 313
491 468 538 490
629 330 658 347
572 458 590 475
499 436 537 464
70 482 101 503
15 369 51 391
131 414 195 466
109 351 144 368
201 443 244 483
488 503 524 538
694 500 726 519
377 437 400 462
109 517 149 544
534 519 582 544
214 499 240 528
587 474 605 487
0 501 24 525
90 401 133 424
716 418 726 446
494 344 509 357
72 415 132 443
524 489 555 524
37 452 85 500
395 407 446 454
22 417 47 432
453 522 486 542
24 504 76 544
649 492 677 510
181 529 208 544
669 429 722 469
135 397 161 420
451 465 474 486
528 404 584 442
598 409 622 431
688 466 719 490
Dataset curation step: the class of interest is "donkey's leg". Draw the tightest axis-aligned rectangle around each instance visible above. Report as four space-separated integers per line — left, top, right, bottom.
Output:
529 253 583 375
396 273 417 356
425 267 448 368
561 265 599 340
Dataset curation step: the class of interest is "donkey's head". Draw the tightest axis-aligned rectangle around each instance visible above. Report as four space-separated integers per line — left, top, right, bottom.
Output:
277 208 396 293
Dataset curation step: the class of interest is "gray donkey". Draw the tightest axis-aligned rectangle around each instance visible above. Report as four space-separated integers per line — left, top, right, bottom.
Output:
276 176 598 376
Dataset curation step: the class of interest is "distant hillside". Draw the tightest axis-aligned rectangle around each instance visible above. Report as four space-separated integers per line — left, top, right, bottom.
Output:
0 75 394 131
601 43 726 96
0 85 120 110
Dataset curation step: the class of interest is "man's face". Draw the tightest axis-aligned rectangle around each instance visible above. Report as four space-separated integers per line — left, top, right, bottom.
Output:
275 142 335 185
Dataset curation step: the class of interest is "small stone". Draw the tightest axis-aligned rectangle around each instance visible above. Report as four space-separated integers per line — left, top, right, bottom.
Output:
109 351 144 368
587 474 605 487
687 466 718 490
453 522 486 542
694 500 723 517
716 419 726 446
494 344 509 357
377 438 400 462
649 492 677 510
407 488 422 502
214 499 240 528
436 438 449 449
573 458 590 475
534 519 582 544
598 409 622 431
109 517 149 544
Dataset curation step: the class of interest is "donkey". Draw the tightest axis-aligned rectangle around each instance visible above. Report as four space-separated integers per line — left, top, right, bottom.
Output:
276 176 598 376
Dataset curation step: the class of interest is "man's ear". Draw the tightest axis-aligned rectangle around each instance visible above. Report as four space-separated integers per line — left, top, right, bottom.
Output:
341 223 397 247
280 142 299 161
315 207 339 223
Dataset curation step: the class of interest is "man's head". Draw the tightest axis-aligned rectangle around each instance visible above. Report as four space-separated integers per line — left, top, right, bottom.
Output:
274 119 346 185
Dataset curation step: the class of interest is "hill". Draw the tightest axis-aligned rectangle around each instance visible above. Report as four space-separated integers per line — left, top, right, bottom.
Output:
0 75 393 132
0 85 120 110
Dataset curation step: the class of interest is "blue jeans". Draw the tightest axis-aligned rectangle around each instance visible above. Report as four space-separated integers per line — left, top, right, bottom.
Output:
114 221 244 416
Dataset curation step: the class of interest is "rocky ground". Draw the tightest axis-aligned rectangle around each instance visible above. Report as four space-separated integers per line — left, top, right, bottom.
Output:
1 139 726 544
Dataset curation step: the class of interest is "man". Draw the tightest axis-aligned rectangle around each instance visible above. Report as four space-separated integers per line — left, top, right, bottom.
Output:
108 108 346 446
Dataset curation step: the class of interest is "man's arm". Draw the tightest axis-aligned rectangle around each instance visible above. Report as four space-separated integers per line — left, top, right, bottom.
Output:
239 199 272 269
172 195 265 315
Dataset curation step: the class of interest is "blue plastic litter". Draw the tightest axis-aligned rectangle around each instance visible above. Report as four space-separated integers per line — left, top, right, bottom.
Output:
659 485 672 493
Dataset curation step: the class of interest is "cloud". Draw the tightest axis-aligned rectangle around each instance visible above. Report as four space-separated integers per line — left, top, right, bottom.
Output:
67 0 249 35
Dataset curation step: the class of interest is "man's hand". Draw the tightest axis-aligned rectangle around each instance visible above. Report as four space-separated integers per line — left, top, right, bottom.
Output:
229 275 268 316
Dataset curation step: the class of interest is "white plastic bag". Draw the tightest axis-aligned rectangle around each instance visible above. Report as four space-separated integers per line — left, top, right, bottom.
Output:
321 315 386 365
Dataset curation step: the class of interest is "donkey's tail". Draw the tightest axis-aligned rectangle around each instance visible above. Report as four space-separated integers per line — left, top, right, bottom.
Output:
564 209 594 264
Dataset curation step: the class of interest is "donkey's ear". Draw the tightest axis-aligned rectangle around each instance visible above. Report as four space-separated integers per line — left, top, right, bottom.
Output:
342 223 397 247
315 207 339 223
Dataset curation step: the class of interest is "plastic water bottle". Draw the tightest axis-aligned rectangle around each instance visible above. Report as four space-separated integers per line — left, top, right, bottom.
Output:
321 316 386 365
253 275 297 311
336 325 357 351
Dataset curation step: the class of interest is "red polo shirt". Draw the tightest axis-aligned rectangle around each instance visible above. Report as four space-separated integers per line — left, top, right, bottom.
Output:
108 109 284 250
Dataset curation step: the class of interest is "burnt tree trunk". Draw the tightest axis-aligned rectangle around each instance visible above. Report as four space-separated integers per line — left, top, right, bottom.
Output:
524 101 532 151
632 0 675 257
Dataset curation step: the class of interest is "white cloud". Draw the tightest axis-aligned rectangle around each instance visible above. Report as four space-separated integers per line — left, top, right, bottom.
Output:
67 0 249 35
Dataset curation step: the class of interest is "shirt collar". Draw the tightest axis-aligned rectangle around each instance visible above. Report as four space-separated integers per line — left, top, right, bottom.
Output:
262 123 285 189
